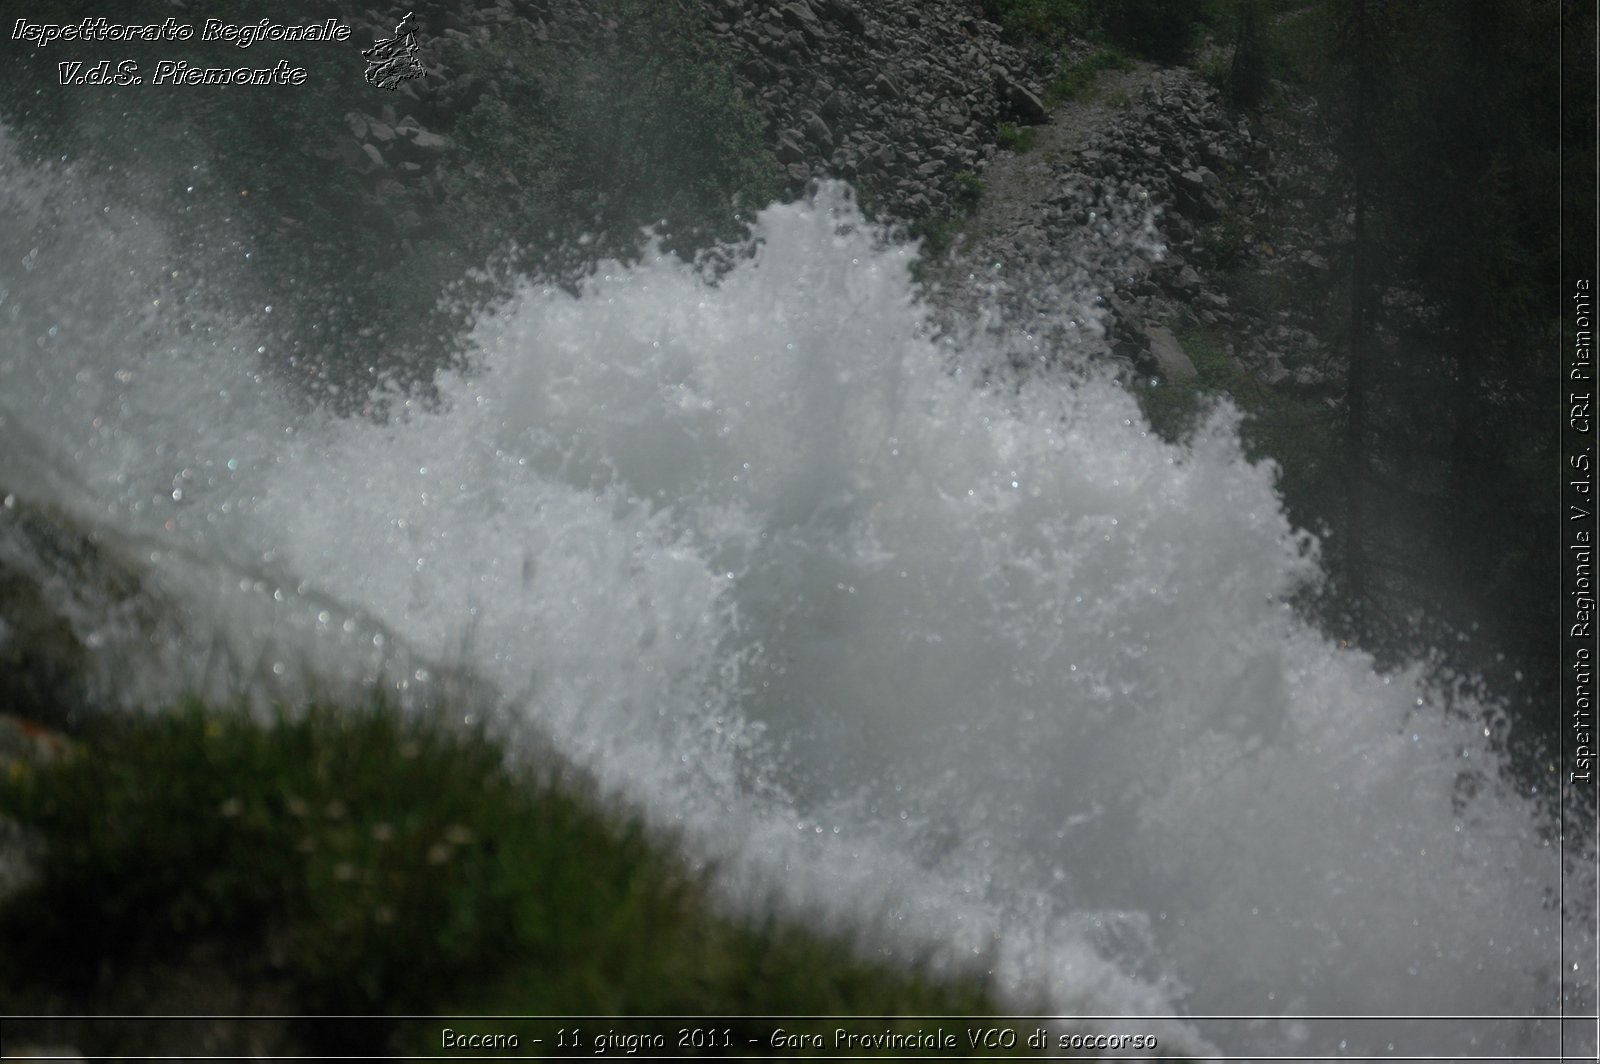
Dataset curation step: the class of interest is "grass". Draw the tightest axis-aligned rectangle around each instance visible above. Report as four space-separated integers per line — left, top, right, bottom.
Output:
1196 214 1257 272
997 121 1039 153
1044 46 1132 105
0 698 1048 1058
950 171 986 213
910 214 966 261
1198 49 1235 97
980 0 1094 46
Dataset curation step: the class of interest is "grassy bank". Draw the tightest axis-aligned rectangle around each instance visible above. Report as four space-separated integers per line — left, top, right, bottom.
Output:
0 698 1071 1059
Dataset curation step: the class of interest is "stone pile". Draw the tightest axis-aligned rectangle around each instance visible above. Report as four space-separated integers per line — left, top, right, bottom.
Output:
701 0 1046 217
329 0 1050 232
204 1 1351 391
1081 70 1344 388
935 62 1346 391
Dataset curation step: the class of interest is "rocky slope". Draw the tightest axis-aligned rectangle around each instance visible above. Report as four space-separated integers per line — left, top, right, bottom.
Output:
341 0 1050 230
333 1 1340 394
923 55 1345 399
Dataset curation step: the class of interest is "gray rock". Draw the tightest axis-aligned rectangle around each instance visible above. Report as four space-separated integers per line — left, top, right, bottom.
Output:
802 111 834 151
1001 78 1047 124
1146 325 1199 381
817 0 867 34
406 128 449 151
776 133 807 164
780 0 823 41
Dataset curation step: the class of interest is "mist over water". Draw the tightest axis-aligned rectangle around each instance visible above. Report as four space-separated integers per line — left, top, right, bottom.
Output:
0 135 1589 1060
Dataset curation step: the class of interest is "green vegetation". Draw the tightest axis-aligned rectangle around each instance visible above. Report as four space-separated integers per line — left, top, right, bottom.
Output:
1044 45 1132 104
1100 0 1204 64
910 213 965 261
979 0 1095 46
950 171 986 213
908 173 985 267
0 699 1039 1058
1196 215 1257 272
996 121 1039 153
981 0 1208 62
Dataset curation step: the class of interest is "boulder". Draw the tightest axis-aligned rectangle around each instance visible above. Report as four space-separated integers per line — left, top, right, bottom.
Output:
775 134 807 163
1145 325 1199 381
802 111 834 151
999 77 1047 124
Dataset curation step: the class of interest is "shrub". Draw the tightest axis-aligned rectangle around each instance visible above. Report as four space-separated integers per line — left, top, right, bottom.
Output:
979 0 1095 45
910 214 964 259
997 121 1039 153
950 171 985 213
1045 45 1132 104
1198 215 1255 271
1102 0 1203 64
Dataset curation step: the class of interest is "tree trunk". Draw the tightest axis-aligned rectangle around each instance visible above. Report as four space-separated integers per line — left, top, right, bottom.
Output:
1342 0 1373 641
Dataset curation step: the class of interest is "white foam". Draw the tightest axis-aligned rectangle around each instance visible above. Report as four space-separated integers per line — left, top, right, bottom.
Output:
0 138 1587 1060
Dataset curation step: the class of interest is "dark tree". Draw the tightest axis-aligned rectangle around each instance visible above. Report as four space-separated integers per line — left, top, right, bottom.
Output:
1322 0 1397 643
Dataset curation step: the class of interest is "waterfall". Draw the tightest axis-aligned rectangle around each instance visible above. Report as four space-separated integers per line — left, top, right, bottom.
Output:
0 133 1588 1061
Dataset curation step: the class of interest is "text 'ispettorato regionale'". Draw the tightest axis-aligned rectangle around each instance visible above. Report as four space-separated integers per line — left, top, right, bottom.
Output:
13 17 354 86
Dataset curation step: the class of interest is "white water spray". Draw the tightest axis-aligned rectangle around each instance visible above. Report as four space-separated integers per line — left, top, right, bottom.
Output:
0 135 1588 1061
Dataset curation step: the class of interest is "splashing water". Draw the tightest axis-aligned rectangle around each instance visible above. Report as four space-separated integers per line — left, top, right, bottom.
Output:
0 133 1589 1061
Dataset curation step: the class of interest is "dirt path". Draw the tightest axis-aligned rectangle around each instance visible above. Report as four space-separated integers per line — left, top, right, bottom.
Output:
922 59 1181 372
952 62 1161 262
